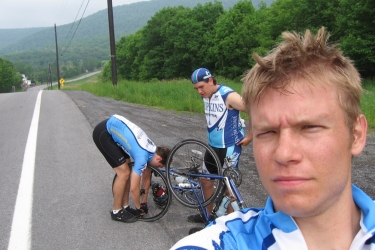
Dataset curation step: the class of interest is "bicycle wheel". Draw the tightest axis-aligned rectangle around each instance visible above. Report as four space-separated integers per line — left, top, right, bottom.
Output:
165 139 222 208
112 165 171 222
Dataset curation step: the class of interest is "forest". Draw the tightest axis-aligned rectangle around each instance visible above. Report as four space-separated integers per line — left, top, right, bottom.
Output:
101 0 374 82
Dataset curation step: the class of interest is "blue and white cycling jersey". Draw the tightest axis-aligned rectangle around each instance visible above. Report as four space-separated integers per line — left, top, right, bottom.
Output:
204 85 244 148
106 114 156 175
171 184 375 250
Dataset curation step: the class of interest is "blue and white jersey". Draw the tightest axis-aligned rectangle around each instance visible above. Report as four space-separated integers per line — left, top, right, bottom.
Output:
106 114 156 175
204 85 244 148
171 185 375 250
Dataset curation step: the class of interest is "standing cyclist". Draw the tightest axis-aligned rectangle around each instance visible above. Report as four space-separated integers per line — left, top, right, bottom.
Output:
93 114 170 223
188 68 253 232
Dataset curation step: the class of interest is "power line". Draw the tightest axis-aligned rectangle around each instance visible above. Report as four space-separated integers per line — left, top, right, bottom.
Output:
60 0 91 57
56 0 69 25
60 0 87 53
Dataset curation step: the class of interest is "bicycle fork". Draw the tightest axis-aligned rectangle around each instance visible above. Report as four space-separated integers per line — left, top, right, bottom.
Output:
224 177 245 209
211 177 245 219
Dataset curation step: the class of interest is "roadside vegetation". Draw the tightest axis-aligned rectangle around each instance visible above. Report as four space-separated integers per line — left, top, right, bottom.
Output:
1 0 373 93
61 74 375 129
362 79 375 129
61 74 244 116
0 57 22 93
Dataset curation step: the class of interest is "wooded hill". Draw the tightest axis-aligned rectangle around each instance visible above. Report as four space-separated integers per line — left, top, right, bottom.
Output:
101 0 374 81
0 27 46 50
0 0 271 66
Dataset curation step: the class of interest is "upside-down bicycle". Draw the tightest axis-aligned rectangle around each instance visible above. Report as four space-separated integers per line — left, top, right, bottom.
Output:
165 138 247 225
112 138 246 224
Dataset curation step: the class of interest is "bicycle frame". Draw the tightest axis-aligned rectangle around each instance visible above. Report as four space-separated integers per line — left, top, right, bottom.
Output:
197 174 244 224
168 172 202 205
166 168 246 225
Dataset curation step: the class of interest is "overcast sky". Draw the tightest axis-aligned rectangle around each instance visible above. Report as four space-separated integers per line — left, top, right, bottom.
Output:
0 0 147 29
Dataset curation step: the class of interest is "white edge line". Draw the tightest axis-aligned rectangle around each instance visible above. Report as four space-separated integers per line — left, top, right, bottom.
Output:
8 90 43 250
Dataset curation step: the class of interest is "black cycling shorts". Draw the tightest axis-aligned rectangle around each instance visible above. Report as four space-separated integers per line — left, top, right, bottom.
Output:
204 145 241 174
204 147 226 174
92 119 130 168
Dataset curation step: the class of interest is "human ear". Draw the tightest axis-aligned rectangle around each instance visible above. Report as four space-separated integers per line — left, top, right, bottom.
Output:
153 154 162 164
351 114 368 156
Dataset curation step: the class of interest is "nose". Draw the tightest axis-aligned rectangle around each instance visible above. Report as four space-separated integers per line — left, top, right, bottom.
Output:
274 130 302 166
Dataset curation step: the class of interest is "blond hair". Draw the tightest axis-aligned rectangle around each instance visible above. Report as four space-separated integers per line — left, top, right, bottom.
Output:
241 27 363 130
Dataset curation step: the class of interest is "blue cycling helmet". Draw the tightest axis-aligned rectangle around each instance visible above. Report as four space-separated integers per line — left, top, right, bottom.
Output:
191 68 214 84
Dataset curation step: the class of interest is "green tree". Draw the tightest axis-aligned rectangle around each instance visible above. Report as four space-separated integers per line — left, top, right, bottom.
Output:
137 7 180 80
0 57 21 93
33 66 49 84
209 0 260 79
264 0 337 38
335 0 375 78
100 61 112 82
189 1 225 71
161 6 202 79
162 2 225 79
302 0 338 34
115 2 225 81
252 1 275 57
265 0 306 40
116 31 143 80
82 59 101 72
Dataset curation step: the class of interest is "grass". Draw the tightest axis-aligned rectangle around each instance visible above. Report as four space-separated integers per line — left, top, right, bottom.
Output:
362 79 375 131
61 74 246 117
59 74 375 129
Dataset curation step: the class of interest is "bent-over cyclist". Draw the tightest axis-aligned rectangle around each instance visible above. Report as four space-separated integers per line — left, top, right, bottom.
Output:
93 114 170 223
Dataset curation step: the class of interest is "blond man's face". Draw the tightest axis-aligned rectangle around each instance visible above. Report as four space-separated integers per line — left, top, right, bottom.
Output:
250 79 366 219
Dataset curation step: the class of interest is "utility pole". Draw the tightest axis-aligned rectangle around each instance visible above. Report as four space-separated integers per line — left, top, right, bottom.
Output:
46 69 49 90
48 64 52 90
54 24 61 90
107 0 117 86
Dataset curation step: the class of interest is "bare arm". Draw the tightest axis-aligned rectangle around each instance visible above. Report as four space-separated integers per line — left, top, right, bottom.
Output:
130 171 141 209
226 92 246 112
226 92 253 146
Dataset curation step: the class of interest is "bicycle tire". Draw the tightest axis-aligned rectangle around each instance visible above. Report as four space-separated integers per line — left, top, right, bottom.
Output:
112 165 171 222
165 139 222 208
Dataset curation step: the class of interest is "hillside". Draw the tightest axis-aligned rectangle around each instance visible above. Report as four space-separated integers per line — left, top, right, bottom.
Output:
0 0 274 65
0 27 47 50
